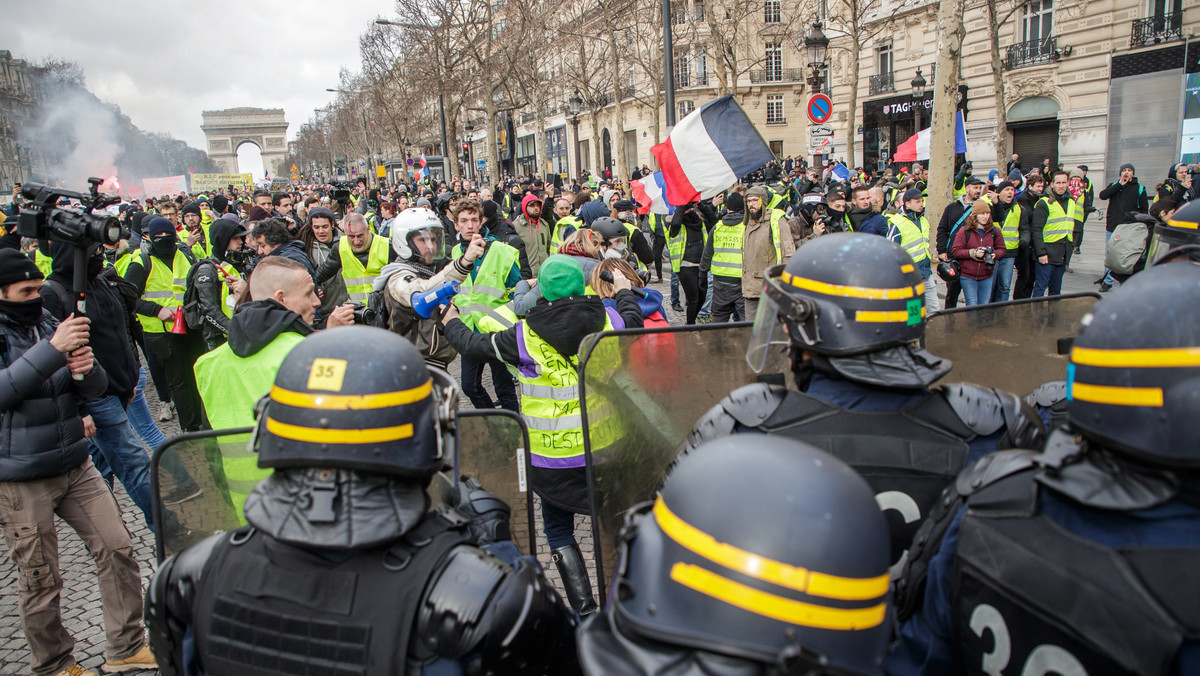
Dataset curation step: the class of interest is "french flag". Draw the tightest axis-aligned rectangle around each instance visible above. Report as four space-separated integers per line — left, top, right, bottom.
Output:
651 96 773 206
894 110 968 162
630 171 675 215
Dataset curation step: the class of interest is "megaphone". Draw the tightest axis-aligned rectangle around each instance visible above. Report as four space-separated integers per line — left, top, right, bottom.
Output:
170 306 188 334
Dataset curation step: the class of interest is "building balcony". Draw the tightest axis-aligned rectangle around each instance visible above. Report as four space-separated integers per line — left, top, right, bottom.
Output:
1004 37 1059 69
1131 11 1183 48
748 67 804 84
765 117 787 125
869 72 895 96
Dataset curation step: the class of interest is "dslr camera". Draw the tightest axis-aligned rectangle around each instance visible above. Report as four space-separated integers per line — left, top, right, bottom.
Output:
981 246 995 265
346 301 377 325
18 177 123 247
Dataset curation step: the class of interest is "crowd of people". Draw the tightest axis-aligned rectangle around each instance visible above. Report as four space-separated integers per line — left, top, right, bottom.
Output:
0 146 1197 676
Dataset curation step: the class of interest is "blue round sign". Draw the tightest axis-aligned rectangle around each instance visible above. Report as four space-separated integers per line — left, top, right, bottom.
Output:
807 94 832 124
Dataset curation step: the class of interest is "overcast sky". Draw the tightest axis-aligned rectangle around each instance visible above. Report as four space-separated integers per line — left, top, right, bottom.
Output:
1 0 386 152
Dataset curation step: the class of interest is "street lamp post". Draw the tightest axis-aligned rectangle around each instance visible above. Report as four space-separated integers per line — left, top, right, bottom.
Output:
568 90 583 181
803 21 829 165
910 68 927 168
465 122 475 183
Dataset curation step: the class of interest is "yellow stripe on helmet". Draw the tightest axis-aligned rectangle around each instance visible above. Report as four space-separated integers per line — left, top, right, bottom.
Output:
1071 346 1200 369
269 380 432 410
265 418 415 443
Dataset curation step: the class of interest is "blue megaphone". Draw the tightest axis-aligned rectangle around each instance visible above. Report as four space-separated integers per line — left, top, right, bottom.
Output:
411 280 461 318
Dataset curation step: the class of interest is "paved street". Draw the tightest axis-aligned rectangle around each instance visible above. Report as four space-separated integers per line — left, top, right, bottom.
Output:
0 216 1111 673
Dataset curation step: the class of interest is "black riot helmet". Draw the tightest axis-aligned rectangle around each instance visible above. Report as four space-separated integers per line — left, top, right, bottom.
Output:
591 216 628 245
254 326 455 477
1145 198 1200 266
1067 263 1200 466
579 435 891 675
747 232 950 387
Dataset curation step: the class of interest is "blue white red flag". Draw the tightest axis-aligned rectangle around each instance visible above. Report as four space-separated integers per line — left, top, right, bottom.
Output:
630 171 675 215
651 96 773 206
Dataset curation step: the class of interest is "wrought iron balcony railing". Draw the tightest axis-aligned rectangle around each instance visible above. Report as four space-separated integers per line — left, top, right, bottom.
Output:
1131 11 1183 48
869 72 895 95
1004 36 1058 69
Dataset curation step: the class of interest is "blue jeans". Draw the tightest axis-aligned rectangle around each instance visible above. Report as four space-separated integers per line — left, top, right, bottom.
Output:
670 270 680 306
960 276 995 306
82 395 154 528
991 257 1015 302
127 367 167 451
541 500 579 550
700 270 714 316
1033 261 1066 297
1102 229 1115 285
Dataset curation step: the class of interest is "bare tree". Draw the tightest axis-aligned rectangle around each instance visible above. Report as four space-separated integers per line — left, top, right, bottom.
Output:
980 0 1024 171
825 0 916 167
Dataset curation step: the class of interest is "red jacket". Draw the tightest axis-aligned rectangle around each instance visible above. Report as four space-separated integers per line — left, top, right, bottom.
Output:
951 225 1006 280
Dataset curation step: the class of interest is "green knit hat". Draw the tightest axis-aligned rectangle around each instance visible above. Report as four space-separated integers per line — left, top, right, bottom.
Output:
539 254 586 301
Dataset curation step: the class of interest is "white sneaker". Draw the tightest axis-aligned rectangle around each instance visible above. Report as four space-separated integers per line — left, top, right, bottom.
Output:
157 403 174 421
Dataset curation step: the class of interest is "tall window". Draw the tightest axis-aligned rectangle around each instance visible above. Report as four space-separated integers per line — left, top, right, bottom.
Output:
679 100 696 119
694 0 705 21
674 53 691 87
696 51 708 85
877 43 893 75
1022 0 1053 44
766 95 785 124
765 0 781 23
671 1 686 25
765 42 783 82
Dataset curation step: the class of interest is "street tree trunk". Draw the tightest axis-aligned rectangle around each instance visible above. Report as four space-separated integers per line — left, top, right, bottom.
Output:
845 41 861 168
926 0 966 236
986 0 1011 173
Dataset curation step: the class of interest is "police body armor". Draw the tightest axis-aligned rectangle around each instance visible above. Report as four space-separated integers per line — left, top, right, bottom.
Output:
688 381 1040 570
148 506 573 676
907 432 1200 676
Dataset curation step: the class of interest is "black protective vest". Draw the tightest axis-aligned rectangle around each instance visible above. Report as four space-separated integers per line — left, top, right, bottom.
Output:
953 471 1200 676
192 513 472 675
760 390 974 568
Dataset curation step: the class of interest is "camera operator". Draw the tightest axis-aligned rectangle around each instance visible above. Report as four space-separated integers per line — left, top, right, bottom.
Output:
193 256 352 515
0 249 157 675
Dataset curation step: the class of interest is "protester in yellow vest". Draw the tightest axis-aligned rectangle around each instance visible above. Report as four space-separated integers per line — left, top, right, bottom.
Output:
440 254 645 617
313 213 395 302
701 193 747 323
742 185 796 321
990 180 1025 302
1031 170 1079 298
551 197 583 253
193 257 354 518
182 203 211 258
189 218 250 350
448 198 523 412
21 238 53 278
123 217 207 432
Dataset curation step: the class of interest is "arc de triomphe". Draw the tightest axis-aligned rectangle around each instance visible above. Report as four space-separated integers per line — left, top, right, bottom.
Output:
200 107 289 177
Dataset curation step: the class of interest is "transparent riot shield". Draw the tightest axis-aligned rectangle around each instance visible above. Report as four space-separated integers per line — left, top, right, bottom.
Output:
924 293 1100 394
151 428 256 563
438 410 537 557
578 322 790 596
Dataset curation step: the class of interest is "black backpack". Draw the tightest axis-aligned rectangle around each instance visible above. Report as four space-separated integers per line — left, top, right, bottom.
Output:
181 256 221 330
363 283 392 330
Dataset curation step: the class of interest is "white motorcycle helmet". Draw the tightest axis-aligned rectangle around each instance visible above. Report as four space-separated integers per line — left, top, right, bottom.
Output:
390 207 446 263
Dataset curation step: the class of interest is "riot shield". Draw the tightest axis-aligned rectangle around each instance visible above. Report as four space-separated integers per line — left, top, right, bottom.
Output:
578 322 790 596
437 410 537 557
151 428 256 563
924 293 1099 394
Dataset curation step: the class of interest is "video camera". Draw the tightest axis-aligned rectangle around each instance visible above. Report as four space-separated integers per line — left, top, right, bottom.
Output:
18 177 123 247
329 181 354 205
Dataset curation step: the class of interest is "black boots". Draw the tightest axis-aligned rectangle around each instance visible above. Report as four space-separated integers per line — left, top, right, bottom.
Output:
551 544 598 617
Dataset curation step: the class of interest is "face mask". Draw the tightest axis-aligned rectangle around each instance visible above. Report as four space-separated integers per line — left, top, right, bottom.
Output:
0 297 45 327
151 237 177 257
603 247 624 260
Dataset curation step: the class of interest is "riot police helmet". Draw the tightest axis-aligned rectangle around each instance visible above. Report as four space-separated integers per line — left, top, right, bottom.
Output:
747 232 950 387
389 206 446 264
591 216 628 245
1145 198 1200 267
254 326 454 477
1067 263 1200 466
579 435 891 674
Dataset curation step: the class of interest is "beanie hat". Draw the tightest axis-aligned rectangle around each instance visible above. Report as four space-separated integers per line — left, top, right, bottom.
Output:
247 205 273 222
903 188 924 203
147 216 175 238
1119 163 1136 174
996 181 1015 193
971 199 992 217
212 195 229 214
538 255 586 302
1008 169 1023 181
181 203 202 219
1069 167 1085 179
0 249 44 286
726 192 746 213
